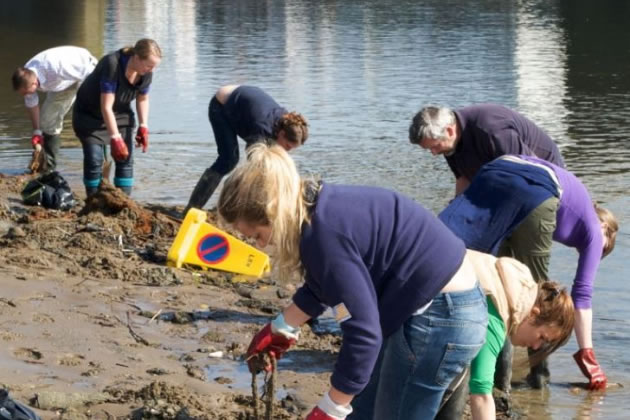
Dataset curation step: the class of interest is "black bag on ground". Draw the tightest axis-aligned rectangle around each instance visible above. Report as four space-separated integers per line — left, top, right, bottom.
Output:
0 390 41 420
21 171 77 210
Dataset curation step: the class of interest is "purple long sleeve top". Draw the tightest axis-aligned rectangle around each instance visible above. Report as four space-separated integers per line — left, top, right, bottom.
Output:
520 156 603 309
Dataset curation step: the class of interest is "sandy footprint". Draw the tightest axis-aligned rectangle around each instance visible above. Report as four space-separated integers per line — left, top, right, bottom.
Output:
14 347 43 360
32 313 55 323
58 353 85 366
0 331 23 341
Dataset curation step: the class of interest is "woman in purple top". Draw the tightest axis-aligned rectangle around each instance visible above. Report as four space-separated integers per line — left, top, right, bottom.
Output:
505 155 617 390
217 143 487 419
441 155 618 392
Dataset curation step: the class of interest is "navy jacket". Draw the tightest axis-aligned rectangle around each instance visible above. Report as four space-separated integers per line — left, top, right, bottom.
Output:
293 183 466 395
223 86 287 143
439 157 561 255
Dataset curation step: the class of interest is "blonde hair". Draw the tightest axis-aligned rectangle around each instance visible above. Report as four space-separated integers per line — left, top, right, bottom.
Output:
121 38 162 60
218 143 316 278
594 203 618 258
528 281 575 366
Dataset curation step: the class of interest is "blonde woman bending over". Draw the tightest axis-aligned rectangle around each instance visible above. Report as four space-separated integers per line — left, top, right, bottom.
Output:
217 143 488 419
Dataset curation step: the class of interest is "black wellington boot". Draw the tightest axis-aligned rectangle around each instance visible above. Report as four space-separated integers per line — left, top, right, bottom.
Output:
184 168 223 215
42 133 61 171
526 350 550 389
436 369 469 419
494 337 514 393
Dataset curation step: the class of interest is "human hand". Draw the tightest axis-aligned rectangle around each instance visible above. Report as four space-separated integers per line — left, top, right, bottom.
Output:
135 125 149 152
110 134 129 161
246 323 295 373
573 348 607 390
31 130 43 149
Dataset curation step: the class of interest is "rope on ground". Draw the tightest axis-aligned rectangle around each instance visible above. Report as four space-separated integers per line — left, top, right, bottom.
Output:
125 311 151 346
251 352 277 420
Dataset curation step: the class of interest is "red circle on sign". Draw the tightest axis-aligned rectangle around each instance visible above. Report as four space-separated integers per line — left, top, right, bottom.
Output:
196 233 230 264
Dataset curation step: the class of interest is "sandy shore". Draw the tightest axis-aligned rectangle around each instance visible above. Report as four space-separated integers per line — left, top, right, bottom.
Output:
1 172 514 420
0 173 336 420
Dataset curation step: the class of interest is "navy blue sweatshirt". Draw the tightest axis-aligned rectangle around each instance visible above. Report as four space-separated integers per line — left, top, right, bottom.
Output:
223 86 288 143
446 104 565 181
293 183 466 395
439 157 561 255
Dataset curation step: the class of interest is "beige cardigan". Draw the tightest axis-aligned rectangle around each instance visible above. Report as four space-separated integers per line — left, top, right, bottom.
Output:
467 250 539 337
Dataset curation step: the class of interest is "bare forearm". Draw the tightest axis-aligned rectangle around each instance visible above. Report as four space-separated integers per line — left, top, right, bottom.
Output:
27 106 40 131
100 93 119 137
329 386 354 406
282 303 311 328
102 108 119 137
470 393 495 420
574 308 593 349
136 94 149 126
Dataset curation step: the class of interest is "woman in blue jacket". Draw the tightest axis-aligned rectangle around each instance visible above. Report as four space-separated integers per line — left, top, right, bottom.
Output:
217 143 487 419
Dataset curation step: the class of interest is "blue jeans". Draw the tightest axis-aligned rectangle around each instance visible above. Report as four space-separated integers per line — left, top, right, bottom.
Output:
349 285 487 420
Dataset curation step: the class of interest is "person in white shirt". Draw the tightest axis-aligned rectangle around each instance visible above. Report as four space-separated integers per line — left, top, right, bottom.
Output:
12 46 97 171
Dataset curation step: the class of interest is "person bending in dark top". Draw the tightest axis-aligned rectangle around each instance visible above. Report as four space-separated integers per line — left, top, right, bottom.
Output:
408 103 564 195
184 84 308 214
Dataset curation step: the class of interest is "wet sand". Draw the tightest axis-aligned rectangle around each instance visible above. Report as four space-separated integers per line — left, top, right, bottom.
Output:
0 173 335 419
0 172 534 419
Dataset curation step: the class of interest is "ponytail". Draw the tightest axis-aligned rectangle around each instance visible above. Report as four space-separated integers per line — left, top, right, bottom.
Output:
121 38 162 59
594 202 618 258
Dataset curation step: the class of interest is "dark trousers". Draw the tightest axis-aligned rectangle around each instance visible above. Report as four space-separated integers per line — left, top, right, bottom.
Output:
42 133 60 171
208 96 240 175
80 126 134 196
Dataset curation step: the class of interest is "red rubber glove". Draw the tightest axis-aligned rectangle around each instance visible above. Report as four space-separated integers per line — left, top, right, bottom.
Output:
246 323 295 373
573 348 607 390
305 393 353 420
135 126 149 152
31 133 44 148
110 135 129 161
305 407 340 420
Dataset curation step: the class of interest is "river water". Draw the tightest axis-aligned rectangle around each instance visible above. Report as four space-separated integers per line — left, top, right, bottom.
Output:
1 1 629 418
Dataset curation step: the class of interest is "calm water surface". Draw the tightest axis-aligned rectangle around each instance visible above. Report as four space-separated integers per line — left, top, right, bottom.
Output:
1 1 630 418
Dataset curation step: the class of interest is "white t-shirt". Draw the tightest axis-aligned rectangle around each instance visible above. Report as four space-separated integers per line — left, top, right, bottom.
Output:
24 46 97 108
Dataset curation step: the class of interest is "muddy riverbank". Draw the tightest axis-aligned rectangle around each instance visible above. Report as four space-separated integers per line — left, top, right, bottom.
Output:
0 173 337 419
